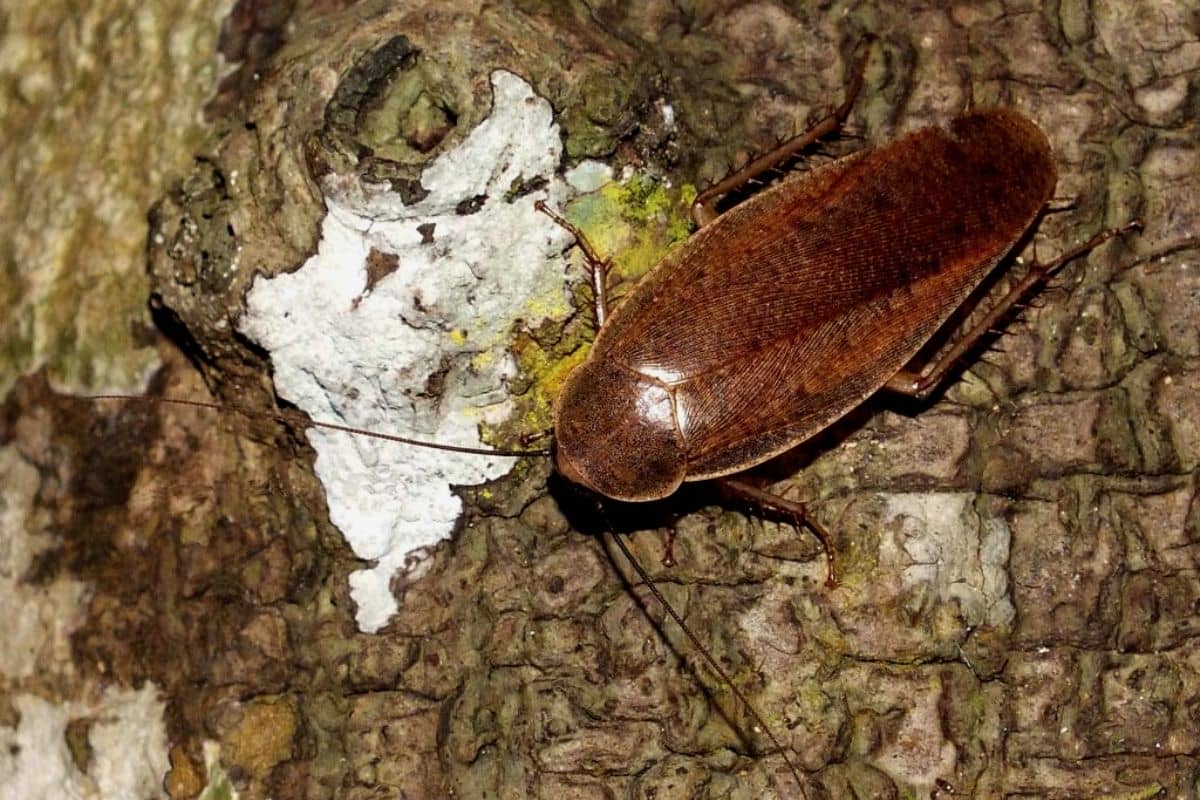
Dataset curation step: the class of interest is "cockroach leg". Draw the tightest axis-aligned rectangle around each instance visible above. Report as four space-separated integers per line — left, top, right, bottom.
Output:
517 429 552 449
535 199 611 325
885 218 1144 399
690 36 873 228
660 526 678 568
716 477 840 587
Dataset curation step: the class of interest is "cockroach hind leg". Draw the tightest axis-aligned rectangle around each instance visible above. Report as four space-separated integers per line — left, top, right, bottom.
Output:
535 199 611 325
886 218 1144 400
716 477 840 587
689 35 874 228
1030 217 1144 273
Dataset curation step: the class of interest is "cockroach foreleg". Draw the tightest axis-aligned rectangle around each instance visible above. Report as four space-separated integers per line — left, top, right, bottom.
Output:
535 199 612 325
716 477 840 587
884 218 1144 399
690 36 873 228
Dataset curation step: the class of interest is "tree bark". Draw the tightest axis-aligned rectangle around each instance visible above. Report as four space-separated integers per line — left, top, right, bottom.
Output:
2 1 1198 799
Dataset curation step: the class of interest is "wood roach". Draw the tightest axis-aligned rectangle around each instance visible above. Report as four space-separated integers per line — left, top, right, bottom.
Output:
549 105 1063 502
91 42 1142 798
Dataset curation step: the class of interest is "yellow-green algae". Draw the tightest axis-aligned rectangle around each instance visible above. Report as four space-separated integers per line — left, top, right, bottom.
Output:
484 174 697 446
223 696 298 777
568 174 697 284
0 1 227 395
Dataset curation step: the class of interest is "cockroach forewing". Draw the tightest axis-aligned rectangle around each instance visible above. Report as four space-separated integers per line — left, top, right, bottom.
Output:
583 110 1056 482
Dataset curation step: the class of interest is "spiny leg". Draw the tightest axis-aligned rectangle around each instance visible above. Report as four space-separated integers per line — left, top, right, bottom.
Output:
691 35 874 228
885 218 1144 399
716 476 840 588
535 199 612 326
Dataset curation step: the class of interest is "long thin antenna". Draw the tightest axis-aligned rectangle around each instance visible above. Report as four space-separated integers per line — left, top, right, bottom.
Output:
604 530 809 798
87 395 552 458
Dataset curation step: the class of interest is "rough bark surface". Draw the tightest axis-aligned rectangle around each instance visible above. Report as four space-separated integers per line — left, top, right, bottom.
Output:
2 1 1199 799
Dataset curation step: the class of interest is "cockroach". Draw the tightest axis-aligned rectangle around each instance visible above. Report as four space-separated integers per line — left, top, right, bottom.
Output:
93 42 1142 798
531 95 1138 791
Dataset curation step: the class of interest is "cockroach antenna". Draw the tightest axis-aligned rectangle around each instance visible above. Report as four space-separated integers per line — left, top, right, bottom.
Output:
86 394 553 458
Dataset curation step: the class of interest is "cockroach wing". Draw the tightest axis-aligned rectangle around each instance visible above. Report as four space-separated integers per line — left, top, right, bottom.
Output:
593 109 1057 480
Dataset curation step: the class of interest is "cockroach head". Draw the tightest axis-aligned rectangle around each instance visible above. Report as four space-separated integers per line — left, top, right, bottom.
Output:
553 359 687 502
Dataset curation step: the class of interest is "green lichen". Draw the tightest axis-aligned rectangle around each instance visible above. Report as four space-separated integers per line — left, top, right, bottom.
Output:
566 174 695 285
560 71 642 159
198 745 237 800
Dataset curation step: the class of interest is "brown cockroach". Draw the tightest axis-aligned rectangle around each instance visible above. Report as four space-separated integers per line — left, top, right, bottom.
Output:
94 43 1141 797
532 109 1137 795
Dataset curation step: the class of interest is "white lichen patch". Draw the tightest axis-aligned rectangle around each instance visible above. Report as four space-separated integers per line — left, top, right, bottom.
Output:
0 687 169 800
239 70 577 632
878 492 1014 630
